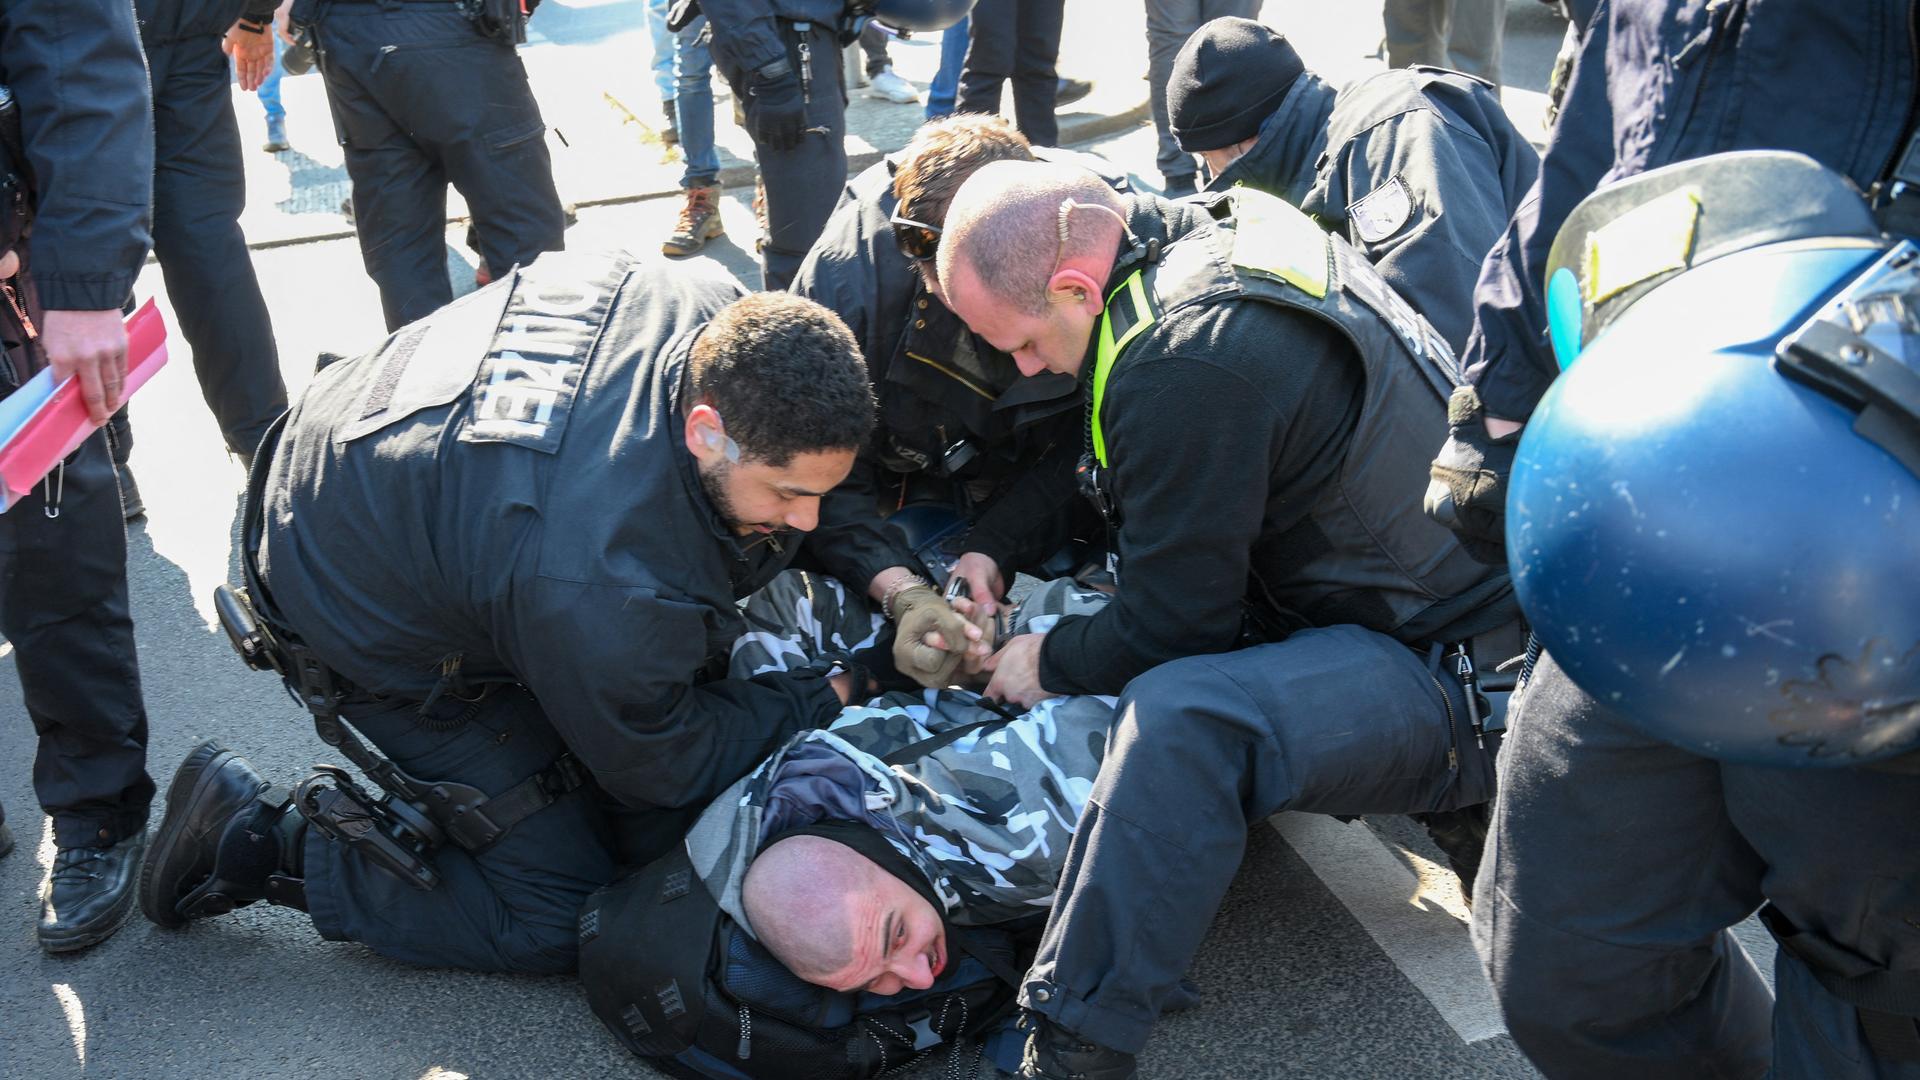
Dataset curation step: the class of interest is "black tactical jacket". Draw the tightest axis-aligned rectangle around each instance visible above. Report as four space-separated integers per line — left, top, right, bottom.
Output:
1209 68 1538 354
790 147 1127 589
0 0 153 312
258 252 845 813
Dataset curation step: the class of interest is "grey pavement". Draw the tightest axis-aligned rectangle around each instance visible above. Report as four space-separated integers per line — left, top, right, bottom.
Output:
0 3 1690 1078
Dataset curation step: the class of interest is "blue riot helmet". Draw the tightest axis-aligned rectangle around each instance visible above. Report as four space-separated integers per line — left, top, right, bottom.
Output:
1511 151 1920 767
864 0 975 33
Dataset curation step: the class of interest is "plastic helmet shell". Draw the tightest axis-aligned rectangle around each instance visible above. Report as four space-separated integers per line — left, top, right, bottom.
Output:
1510 240 1920 766
869 0 975 33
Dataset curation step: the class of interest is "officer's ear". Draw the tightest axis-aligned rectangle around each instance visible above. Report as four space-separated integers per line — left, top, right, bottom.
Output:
1044 267 1102 316
685 403 730 465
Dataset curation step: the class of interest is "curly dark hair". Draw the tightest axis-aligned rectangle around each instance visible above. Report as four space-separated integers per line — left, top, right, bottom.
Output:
689 292 875 467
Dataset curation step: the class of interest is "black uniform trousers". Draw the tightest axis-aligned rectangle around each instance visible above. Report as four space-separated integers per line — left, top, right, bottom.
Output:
302 686 620 973
1474 651 1920 1079
0 427 153 851
958 0 1064 147
313 3 566 331
1020 624 1497 1054
145 34 289 459
716 20 847 291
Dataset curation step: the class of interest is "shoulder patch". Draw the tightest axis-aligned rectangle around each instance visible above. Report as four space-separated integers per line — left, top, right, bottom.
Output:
1348 175 1414 245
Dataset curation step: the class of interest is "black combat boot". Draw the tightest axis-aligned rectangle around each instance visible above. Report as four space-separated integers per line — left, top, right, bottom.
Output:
1016 1012 1137 1080
38 831 147 953
0 798 12 858
140 741 306 929
1413 802 1492 901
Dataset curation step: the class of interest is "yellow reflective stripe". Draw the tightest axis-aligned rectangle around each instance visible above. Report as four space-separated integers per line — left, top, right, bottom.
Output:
1225 187 1330 299
903 350 996 401
1092 270 1155 468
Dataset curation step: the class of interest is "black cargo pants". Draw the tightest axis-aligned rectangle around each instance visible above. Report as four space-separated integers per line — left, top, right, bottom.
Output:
0 423 153 850
715 19 847 291
312 1 566 330
1019 624 1498 1054
143 33 289 459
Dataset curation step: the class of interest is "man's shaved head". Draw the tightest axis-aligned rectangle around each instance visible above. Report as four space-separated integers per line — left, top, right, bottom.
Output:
742 834 947 996
937 160 1127 316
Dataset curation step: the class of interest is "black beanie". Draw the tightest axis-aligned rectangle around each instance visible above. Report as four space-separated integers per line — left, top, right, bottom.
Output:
1167 17 1307 153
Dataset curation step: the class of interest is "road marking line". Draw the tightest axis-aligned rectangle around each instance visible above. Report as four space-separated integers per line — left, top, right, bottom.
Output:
51 983 86 1066
1270 813 1508 1044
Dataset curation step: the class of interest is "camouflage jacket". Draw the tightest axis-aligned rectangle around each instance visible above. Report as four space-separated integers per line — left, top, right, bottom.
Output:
686 571 1115 933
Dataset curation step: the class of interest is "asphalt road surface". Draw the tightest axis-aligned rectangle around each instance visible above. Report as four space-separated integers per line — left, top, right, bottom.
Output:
0 4 1774 1077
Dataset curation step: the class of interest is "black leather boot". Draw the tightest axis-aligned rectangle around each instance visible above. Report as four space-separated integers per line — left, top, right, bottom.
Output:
39 831 147 954
1413 802 1492 901
1016 1012 1138 1080
140 741 306 929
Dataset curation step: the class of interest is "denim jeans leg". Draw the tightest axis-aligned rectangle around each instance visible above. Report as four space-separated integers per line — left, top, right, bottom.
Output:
675 17 720 187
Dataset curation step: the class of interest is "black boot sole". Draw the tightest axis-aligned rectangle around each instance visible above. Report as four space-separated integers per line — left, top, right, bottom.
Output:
39 833 147 955
139 741 248 929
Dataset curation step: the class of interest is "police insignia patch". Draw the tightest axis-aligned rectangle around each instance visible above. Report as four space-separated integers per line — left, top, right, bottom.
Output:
1348 175 1414 245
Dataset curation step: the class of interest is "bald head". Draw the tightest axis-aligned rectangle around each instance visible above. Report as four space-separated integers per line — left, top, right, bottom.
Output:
743 835 872 981
741 834 949 995
938 160 1127 317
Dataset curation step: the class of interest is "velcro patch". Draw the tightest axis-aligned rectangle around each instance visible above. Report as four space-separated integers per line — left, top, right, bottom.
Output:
1582 187 1702 304
1348 175 1414 245
458 256 626 453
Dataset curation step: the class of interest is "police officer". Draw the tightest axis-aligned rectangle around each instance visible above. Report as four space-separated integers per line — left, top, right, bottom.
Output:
697 0 856 290
0 0 158 954
790 113 1126 687
291 0 567 331
137 252 877 973
1422 2 1920 1075
934 161 1519 1079
133 0 289 468
1166 17 1537 352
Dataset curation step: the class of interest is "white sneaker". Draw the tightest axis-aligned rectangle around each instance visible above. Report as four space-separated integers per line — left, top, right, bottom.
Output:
866 67 920 104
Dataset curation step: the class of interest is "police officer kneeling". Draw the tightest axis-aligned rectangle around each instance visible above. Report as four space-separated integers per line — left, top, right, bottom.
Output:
935 162 1520 1079
137 251 876 974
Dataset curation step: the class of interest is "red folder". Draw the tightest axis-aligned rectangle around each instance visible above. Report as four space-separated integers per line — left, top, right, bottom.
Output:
0 299 168 510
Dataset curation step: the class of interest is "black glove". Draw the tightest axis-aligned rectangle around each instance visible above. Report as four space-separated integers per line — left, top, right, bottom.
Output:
1425 385 1521 565
744 67 807 152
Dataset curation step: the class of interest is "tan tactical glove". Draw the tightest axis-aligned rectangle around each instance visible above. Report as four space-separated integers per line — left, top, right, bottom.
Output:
890 585 975 689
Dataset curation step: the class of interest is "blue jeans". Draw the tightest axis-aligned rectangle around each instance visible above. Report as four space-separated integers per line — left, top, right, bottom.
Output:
256 34 285 122
645 0 676 104
925 16 968 120
675 16 719 187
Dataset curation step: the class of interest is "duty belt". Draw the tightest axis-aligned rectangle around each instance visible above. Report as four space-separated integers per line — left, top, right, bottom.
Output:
216 409 586 868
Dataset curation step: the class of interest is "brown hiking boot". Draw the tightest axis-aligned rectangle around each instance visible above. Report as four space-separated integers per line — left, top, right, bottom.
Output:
663 184 725 256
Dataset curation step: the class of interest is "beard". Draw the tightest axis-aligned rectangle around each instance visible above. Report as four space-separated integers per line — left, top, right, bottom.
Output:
696 456 749 532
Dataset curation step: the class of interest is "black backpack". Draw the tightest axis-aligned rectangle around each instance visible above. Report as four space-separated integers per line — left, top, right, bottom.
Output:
579 844 1032 1080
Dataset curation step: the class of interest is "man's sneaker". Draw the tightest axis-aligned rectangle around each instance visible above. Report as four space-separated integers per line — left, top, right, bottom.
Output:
140 740 303 929
866 66 919 104
39 832 146 954
1056 77 1094 107
262 116 290 153
1017 1013 1138 1080
662 97 680 145
117 463 145 521
663 185 726 256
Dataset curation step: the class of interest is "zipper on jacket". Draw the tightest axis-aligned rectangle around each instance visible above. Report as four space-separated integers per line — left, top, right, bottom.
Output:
1429 671 1460 772
1 280 36 340
737 1003 752 1059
